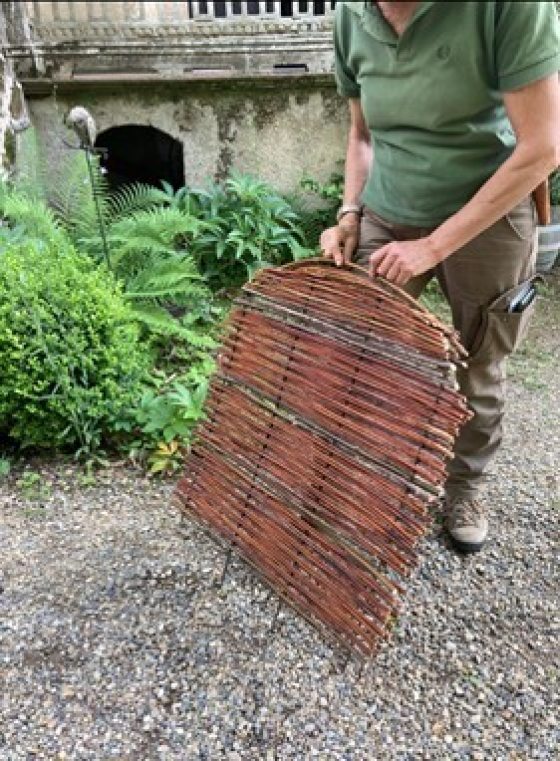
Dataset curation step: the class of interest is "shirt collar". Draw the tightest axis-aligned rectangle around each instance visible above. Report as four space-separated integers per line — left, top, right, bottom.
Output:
347 2 436 45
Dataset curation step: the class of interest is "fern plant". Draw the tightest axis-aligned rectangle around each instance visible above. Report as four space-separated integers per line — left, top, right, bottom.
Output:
83 206 214 346
5 152 219 382
106 181 169 221
13 128 167 243
50 151 109 245
11 127 48 203
15 149 213 350
0 184 66 248
91 206 204 274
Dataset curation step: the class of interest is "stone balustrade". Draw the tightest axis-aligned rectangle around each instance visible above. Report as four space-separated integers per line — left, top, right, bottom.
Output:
25 1 335 26
14 1 336 85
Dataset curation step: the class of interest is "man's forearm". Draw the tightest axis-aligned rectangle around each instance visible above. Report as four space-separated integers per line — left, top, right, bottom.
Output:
369 140 557 285
343 134 373 208
428 142 558 262
429 75 559 263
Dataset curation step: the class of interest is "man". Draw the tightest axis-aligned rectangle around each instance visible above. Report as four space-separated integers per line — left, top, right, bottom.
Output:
321 1 559 553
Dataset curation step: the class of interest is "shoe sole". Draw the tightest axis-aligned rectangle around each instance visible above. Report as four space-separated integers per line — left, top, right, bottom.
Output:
449 536 486 554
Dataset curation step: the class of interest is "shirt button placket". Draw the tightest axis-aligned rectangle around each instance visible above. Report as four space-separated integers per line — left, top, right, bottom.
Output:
395 38 411 63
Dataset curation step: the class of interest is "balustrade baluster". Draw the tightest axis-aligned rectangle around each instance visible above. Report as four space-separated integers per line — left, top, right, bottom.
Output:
190 1 212 20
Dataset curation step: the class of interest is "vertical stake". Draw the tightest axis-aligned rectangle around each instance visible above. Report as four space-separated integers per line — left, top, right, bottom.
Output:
355 659 365 681
84 147 111 271
270 599 283 633
327 647 351 676
217 545 233 588
260 598 283 655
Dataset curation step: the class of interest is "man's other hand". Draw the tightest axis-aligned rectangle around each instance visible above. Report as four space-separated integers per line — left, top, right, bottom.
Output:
369 237 441 285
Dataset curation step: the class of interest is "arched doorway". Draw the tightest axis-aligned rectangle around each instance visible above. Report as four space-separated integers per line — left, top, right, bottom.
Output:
95 125 185 190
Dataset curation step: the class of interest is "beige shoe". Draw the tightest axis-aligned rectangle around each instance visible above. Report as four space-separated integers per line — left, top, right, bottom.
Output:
445 497 488 554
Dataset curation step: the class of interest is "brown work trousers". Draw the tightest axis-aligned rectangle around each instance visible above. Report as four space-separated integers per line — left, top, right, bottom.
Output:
355 197 538 501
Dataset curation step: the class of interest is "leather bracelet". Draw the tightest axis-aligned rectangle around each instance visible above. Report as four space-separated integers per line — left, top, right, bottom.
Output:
336 204 362 223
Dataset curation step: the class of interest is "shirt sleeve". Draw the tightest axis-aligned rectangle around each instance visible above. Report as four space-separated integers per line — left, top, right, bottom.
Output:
495 1 560 92
334 4 361 99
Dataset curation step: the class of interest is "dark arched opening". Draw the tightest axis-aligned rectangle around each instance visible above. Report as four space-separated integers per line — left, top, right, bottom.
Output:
95 125 185 191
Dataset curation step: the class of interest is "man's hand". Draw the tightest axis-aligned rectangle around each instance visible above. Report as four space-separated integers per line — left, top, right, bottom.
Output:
319 214 360 267
320 218 360 267
369 237 442 285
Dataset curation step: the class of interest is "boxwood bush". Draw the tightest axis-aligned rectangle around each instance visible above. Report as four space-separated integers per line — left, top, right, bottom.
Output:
0 239 148 455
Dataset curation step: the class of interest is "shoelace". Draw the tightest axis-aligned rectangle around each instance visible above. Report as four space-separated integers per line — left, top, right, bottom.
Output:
448 499 485 528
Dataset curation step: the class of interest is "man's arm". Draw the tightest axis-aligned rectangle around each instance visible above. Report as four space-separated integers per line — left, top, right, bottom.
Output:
321 99 373 266
370 74 560 285
342 99 373 207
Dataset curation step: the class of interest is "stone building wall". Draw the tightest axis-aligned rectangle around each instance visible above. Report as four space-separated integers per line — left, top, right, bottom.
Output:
1 2 33 176
5 1 348 193
1 8 15 176
0 58 13 177
26 78 346 192
4 2 560 192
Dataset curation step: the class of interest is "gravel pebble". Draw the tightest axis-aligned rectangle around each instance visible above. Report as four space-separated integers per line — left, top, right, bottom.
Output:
1 275 558 760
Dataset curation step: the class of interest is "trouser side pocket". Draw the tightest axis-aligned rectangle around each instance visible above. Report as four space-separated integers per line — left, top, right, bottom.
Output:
468 276 541 365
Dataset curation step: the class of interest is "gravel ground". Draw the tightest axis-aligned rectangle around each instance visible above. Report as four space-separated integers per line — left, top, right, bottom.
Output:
1 274 559 761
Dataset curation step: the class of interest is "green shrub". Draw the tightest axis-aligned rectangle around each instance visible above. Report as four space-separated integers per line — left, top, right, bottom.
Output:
1 183 219 463
1 168 322 464
133 377 208 444
112 366 213 473
161 173 313 291
290 172 344 249
0 238 148 455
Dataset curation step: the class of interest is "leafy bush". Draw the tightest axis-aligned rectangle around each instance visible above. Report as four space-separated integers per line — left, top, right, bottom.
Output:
111 366 212 473
3 156 329 466
133 378 208 445
160 173 313 291
1 180 219 463
10 154 217 363
0 237 148 455
290 171 344 249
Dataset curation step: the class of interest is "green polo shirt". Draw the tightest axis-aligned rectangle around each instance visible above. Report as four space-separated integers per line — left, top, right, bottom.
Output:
334 1 560 226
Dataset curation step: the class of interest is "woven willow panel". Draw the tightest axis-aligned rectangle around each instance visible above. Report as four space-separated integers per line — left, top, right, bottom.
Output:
175 261 470 656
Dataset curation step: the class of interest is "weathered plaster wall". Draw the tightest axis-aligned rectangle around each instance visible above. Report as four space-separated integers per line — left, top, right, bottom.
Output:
0 8 14 177
0 54 13 176
11 1 344 191
1 2 33 176
27 80 349 192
